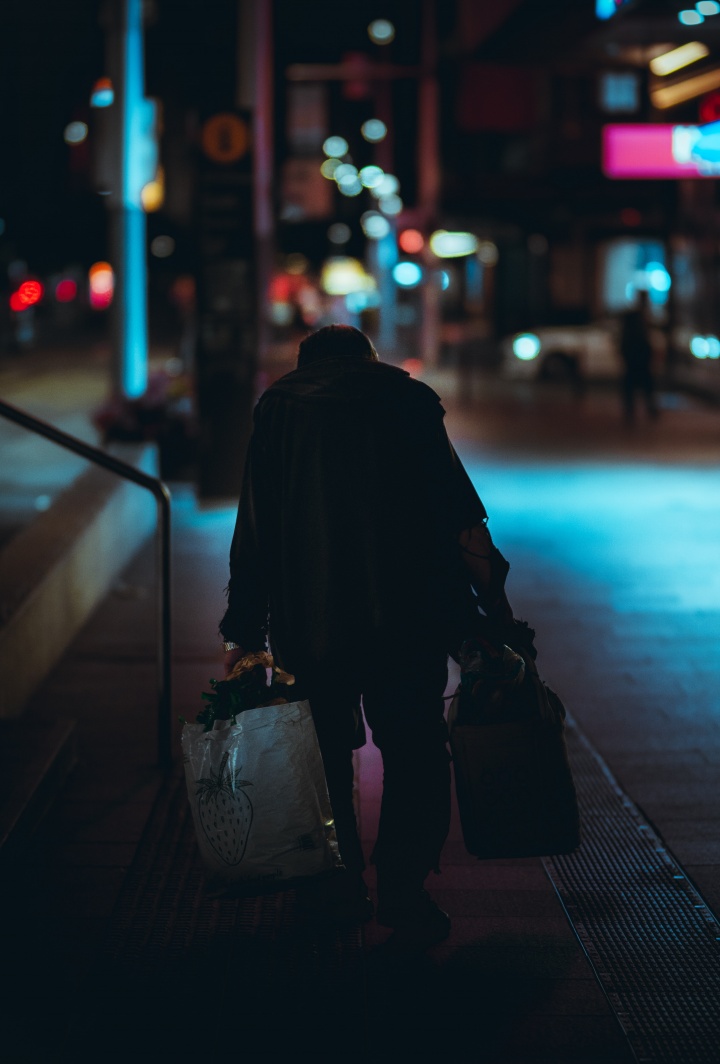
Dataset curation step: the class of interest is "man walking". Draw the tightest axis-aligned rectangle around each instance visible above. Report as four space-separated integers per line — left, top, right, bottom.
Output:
220 325 514 947
619 290 659 424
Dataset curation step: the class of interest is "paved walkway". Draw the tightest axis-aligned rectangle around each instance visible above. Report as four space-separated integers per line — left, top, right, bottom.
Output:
2 356 719 1062
2 486 633 1063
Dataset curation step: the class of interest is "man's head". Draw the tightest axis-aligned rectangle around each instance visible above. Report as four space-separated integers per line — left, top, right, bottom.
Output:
297 325 378 369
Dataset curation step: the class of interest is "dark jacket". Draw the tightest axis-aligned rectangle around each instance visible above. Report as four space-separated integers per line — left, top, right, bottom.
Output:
219 357 488 674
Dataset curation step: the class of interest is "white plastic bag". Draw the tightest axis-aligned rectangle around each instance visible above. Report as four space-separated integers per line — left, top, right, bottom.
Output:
182 698 343 887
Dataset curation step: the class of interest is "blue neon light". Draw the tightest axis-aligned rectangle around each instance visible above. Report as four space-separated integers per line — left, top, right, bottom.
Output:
596 0 632 18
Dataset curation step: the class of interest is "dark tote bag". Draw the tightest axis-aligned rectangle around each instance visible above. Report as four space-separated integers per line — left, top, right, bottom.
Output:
448 651 581 859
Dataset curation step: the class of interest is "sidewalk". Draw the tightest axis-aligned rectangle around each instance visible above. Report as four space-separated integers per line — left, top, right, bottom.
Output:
3 354 719 1061
1 485 633 1064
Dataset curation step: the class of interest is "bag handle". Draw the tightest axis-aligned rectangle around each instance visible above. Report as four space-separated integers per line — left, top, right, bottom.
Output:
226 650 296 687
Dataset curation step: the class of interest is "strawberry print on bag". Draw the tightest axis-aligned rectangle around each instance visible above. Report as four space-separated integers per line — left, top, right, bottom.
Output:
195 751 253 865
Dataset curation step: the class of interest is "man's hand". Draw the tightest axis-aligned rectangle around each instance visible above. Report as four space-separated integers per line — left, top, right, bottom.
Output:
223 646 246 677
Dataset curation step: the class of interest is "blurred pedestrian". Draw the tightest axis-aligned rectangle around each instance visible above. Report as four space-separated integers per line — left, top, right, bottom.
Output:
619 290 658 424
219 324 517 948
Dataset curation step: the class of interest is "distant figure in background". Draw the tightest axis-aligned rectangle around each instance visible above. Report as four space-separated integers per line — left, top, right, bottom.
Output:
619 290 658 424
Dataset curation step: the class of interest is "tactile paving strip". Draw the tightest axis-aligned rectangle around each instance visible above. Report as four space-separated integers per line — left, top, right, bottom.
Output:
543 720 720 1064
64 772 365 1060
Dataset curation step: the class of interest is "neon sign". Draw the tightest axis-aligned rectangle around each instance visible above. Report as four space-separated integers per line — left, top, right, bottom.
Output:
603 123 720 178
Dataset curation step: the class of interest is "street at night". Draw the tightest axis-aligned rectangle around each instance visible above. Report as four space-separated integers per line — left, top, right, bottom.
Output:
3 1 720 1061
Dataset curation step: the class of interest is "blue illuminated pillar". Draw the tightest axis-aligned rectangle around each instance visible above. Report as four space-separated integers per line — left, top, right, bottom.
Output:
108 0 150 399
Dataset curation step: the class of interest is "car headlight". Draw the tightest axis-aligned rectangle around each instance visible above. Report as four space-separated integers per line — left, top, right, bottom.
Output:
512 333 541 360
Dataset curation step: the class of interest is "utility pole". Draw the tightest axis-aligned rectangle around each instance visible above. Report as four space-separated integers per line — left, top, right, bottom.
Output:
102 0 156 398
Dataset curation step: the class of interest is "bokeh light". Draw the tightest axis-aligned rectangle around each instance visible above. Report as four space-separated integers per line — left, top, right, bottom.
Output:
429 230 478 258
372 173 399 198
690 334 720 358
649 42 709 77
368 19 395 44
646 262 671 293
392 262 423 287
285 253 309 274
401 358 423 377
15 280 44 308
88 261 114 310
379 194 403 215
697 1 720 14
361 211 391 239
64 121 88 145
334 163 358 181
320 158 341 179
321 257 373 295
90 77 115 108
361 119 387 143
328 222 352 244
346 289 381 313
141 176 164 212
678 9 703 24
398 229 424 254
338 174 363 197
359 165 385 188
150 235 175 258
323 136 349 158
513 333 541 360
55 279 78 302
477 240 499 265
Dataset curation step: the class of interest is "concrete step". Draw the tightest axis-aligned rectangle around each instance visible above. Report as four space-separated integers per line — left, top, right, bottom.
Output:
0 442 158 719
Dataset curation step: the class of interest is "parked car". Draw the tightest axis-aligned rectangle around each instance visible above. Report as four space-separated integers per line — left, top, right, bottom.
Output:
500 321 622 383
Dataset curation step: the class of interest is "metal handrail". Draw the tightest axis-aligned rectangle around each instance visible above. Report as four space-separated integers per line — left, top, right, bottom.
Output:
0 397 172 769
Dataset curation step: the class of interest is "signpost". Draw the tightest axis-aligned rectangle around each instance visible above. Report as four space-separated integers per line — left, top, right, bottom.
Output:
195 107 257 497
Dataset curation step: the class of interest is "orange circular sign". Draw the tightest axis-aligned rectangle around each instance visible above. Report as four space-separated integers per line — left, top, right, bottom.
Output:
201 113 250 164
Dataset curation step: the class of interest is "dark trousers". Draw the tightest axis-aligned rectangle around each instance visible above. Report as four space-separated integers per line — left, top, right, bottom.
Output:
622 366 657 422
300 649 450 893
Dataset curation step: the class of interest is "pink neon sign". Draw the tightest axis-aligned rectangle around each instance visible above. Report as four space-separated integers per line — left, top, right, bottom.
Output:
603 124 720 179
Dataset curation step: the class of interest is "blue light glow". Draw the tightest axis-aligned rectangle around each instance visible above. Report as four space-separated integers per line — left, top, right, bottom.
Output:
361 119 387 143
361 211 391 240
646 262 671 293
122 208 148 397
338 174 363 197
679 9 704 24
359 165 385 189
690 335 709 358
392 261 423 287
323 136 349 158
595 0 632 17
513 333 541 360
368 19 395 44
91 86 115 108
